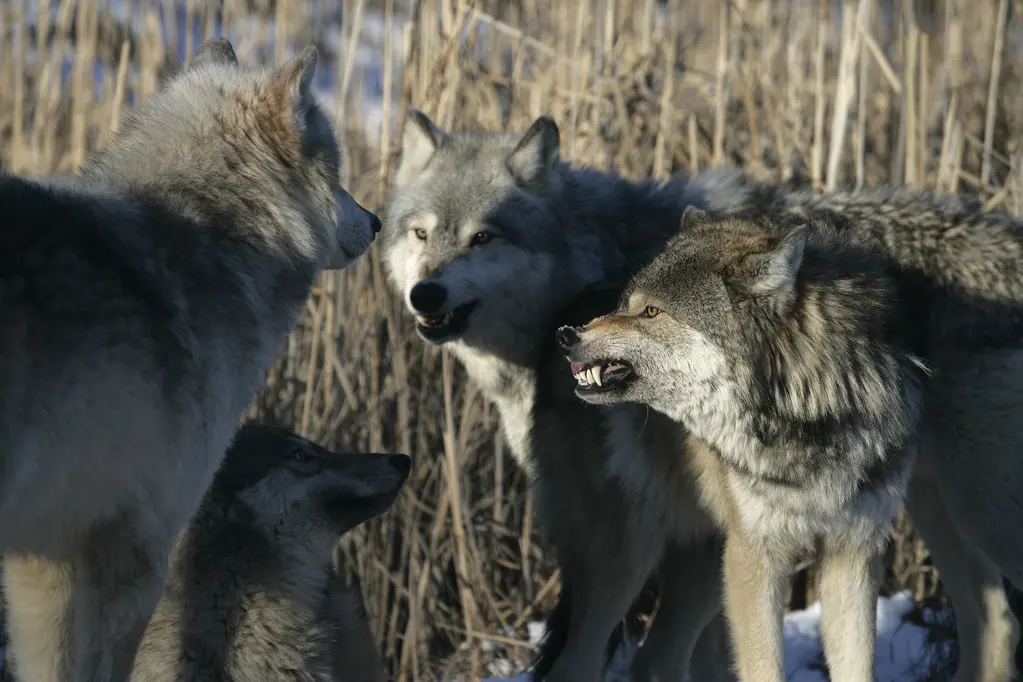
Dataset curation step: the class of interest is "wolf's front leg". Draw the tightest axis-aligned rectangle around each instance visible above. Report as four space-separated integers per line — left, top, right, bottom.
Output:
818 545 882 682
3 554 75 681
544 549 661 682
721 532 787 682
4 518 170 682
630 537 735 682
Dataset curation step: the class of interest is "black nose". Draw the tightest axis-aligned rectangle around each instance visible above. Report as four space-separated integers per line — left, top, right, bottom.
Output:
410 281 447 314
556 325 581 352
388 453 412 478
353 197 382 233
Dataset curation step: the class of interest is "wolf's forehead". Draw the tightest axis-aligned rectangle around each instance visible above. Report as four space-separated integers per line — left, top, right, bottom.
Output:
404 170 518 230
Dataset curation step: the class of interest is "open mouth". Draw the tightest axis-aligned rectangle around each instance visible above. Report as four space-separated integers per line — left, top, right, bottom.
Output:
415 301 478 342
569 359 634 394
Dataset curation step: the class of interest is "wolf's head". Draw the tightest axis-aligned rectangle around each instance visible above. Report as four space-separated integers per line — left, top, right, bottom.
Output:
555 209 752 423
210 425 411 554
382 110 568 352
95 38 379 272
558 209 922 453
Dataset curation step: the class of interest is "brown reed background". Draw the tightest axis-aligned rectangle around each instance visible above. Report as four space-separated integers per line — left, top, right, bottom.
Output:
1 0 1021 678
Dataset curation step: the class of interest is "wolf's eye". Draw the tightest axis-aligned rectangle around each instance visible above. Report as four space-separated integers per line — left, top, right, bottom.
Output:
470 231 493 247
413 228 427 241
289 449 310 463
640 305 661 318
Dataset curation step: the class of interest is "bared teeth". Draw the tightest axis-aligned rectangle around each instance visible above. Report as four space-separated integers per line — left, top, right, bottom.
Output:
573 361 631 389
416 312 453 328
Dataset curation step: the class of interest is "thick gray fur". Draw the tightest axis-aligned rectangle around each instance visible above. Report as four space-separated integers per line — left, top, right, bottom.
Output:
565 174 1023 681
382 110 744 682
0 38 376 682
131 425 408 682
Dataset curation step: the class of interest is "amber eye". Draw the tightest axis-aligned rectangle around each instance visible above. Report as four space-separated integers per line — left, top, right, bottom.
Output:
641 305 661 318
413 228 427 241
470 231 493 247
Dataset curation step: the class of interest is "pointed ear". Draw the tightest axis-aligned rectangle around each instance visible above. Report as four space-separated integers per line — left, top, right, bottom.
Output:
272 46 318 121
189 37 239 70
506 116 560 191
746 226 808 296
394 109 444 187
680 205 710 230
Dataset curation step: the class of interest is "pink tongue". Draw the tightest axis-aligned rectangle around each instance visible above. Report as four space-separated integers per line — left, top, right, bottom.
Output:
570 362 586 374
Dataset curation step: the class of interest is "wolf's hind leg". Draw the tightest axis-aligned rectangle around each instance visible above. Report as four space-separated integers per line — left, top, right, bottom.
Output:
907 473 1019 682
630 537 734 682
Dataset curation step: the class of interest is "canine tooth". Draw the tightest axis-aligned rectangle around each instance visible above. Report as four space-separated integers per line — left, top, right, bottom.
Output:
593 367 603 386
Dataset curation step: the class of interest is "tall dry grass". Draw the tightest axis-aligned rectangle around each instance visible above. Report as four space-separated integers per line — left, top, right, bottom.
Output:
2 0 1022 679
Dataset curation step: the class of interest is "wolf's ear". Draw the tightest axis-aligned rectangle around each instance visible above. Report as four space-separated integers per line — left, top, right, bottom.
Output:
189 37 239 70
680 206 710 230
745 225 808 296
507 116 560 191
272 46 318 123
395 109 444 187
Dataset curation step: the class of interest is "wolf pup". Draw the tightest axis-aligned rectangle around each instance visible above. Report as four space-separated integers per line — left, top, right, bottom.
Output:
561 195 1023 681
131 425 409 682
0 38 378 682
382 110 742 682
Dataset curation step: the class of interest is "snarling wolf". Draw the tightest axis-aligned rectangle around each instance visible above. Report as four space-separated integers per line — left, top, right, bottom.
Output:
0 38 378 682
563 180 1023 681
131 425 409 681
382 109 741 682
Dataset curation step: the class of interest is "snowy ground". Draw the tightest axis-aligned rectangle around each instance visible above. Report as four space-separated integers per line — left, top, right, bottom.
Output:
479 593 948 682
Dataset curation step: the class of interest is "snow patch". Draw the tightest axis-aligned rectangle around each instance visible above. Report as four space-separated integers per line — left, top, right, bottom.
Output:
481 593 944 682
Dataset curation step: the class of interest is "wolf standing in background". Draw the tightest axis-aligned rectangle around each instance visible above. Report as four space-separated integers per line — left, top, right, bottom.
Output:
131 425 409 682
382 110 741 682
0 37 378 682
562 181 1023 681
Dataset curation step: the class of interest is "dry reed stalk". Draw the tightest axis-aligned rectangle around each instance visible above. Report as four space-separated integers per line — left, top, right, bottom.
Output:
810 0 827 188
712 0 728 166
107 40 132 137
653 20 676 178
981 0 1009 187
10 2 25 173
826 0 870 191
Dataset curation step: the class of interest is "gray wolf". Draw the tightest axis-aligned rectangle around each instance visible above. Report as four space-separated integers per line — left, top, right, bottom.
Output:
131 425 408 682
0 37 377 682
560 208 928 682
382 109 739 682
561 182 1023 681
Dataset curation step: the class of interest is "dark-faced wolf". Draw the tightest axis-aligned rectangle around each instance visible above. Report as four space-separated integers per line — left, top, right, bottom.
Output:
0 37 378 682
131 425 409 682
562 184 1023 682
